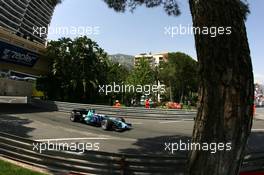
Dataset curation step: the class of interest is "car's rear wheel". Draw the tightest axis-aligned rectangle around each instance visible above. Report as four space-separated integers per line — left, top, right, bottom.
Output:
117 117 125 123
101 119 112 130
113 125 123 132
70 113 77 122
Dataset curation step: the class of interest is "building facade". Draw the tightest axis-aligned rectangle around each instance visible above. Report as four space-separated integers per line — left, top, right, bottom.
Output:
134 52 168 67
0 0 57 99
1 0 56 44
134 52 168 102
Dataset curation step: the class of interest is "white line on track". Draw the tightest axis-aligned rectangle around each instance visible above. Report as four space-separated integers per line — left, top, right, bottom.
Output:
132 122 143 125
35 137 137 142
182 119 194 121
251 129 264 132
35 137 111 142
159 120 193 124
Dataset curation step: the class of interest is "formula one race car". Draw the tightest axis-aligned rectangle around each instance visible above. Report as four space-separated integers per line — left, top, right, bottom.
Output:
70 108 132 131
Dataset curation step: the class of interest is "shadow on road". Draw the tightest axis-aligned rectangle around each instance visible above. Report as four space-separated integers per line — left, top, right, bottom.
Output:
118 131 264 156
119 135 191 157
118 135 190 174
0 114 35 138
0 114 66 175
0 103 57 115
118 131 264 154
246 131 264 153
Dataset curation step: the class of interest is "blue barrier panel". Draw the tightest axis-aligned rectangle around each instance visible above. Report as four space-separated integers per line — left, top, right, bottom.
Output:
0 40 39 67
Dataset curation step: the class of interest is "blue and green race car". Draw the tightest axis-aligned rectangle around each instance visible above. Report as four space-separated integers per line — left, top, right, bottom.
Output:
70 108 132 131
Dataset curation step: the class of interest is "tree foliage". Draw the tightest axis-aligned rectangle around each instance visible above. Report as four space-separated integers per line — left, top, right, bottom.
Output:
103 0 181 16
160 52 198 102
103 0 249 19
127 58 155 86
37 36 122 103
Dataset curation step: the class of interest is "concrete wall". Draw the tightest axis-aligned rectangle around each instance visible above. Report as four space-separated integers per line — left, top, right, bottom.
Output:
0 78 33 97
0 96 28 103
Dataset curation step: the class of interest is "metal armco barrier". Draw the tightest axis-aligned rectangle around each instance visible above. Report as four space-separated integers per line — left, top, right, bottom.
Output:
30 99 196 120
0 132 263 174
0 132 186 175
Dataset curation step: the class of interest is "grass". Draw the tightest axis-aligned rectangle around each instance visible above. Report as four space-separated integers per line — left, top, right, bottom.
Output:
0 159 47 175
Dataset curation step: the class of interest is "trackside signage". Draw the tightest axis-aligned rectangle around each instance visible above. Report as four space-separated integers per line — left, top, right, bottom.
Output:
0 40 39 67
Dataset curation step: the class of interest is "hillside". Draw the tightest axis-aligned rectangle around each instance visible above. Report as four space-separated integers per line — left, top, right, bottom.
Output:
109 54 134 70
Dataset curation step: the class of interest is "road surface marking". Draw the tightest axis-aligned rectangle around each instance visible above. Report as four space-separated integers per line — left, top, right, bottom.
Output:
35 137 137 142
159 120 189 124
132 122 143 125
182 119 194 121
251 129 264 132
35 137 111 142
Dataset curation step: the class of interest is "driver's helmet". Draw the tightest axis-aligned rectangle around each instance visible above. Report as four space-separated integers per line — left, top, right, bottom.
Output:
87 109 95 117
88 109 95 113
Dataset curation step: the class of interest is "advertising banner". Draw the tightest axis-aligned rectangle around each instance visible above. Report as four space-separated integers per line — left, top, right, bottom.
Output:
0 40 39 67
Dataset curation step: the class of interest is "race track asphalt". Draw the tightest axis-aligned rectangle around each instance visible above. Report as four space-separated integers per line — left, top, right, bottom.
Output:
0 104 264 156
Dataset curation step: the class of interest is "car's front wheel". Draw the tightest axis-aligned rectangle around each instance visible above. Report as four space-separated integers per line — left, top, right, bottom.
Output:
101 119 112 130
70 112 77 122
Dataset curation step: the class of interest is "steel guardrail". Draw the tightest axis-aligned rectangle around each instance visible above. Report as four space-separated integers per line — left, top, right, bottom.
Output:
30 99 196 120
0 132 186 175
0 132 263 174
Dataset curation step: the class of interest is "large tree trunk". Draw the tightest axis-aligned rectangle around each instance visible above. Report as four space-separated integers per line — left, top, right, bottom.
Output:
188 0 254 174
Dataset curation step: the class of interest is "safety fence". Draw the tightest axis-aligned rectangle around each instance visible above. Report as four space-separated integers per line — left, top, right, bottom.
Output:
0 132 186 175
0 132 263 175
30 99 196 120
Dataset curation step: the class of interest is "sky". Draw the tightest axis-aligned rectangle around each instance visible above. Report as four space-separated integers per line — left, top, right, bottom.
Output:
48 0 264 84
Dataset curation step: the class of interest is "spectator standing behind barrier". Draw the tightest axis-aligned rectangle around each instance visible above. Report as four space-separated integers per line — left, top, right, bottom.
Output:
114 100 121 108
187 100 191 111
131 98 135 107
145 99 150 109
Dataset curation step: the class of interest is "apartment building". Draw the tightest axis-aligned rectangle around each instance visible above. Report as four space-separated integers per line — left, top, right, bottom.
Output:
134 52 168 102
1 0 56 44
0 0 57 98
134 52 168 67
